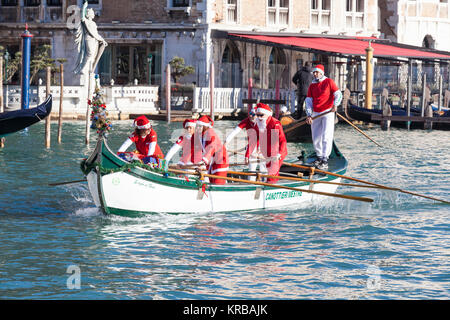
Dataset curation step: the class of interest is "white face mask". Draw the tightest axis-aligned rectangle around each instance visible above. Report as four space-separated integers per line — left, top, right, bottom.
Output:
256 117 267 130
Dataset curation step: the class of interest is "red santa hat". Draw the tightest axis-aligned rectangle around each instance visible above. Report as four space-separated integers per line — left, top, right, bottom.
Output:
256 103 273 116
312 64 325 75
134 115 151 129
183 119 197 129
196 115 214 128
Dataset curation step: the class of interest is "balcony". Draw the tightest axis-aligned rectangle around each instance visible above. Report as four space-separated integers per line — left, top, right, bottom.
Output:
23 6 41 22
0 7 17 22
46 6 62 22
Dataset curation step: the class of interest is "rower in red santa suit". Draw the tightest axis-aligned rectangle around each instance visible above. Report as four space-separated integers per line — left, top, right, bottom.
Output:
254 103 288 184
224 106 259 180
164 119 203 169
117 115 164 165
194 115 229 185
305 64 342 170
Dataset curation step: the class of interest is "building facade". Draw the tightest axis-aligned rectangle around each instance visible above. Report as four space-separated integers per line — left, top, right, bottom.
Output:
379 0 450 51
0 0 380 90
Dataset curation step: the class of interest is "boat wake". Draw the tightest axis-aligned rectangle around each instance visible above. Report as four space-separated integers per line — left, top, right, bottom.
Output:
74 207 103 217
64 184 103 217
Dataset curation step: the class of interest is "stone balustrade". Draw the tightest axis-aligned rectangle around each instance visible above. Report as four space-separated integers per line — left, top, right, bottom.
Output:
2 85 159 119
192 87 297 114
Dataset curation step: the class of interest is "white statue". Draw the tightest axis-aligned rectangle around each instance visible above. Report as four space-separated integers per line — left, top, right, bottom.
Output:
74 0 107 76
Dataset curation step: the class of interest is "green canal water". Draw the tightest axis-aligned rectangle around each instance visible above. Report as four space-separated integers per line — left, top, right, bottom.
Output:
0 119 449 299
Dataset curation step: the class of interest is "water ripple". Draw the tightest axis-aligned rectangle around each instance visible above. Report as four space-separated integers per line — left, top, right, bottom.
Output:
0 122 449 299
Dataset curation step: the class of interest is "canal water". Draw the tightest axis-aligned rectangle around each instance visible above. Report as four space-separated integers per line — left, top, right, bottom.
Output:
0 119 449 299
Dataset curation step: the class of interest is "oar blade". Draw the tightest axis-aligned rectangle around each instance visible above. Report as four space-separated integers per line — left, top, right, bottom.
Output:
48 179 87 187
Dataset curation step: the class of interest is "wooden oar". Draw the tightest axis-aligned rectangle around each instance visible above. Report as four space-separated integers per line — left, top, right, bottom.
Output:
336 112 383 148
49 179 87 186
281 162 450 205
168 164 204 170
227 170 383 190
284 109 333 133
230 150 449 204
228 145 248 156
228 162 250 167
168 168 374 203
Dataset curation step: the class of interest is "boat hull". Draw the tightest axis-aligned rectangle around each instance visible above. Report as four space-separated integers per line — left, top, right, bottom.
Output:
0 95 52 137
346 103 450 130
86 169 342 215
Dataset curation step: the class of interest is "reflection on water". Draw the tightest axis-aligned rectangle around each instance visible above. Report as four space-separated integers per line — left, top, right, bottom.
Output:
0 121 449 299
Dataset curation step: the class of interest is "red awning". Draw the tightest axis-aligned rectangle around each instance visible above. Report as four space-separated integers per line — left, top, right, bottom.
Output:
229 33 450 60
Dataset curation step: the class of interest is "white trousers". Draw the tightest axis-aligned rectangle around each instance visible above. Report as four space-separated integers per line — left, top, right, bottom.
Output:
248 151 267 182
311 109 335 160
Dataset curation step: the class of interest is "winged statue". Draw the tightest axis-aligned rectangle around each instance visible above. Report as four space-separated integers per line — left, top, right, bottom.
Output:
74 0 108 75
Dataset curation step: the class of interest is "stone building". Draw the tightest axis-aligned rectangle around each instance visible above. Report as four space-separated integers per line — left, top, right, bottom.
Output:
1 0 448 114
379 0 450 51
0 0 380 89
378 0 450 91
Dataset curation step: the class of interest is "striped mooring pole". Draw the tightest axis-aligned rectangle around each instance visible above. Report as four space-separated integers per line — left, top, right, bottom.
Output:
21 24 33 110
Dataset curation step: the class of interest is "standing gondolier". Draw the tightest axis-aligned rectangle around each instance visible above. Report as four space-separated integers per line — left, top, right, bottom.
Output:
292 61 313 119
305 64 342 170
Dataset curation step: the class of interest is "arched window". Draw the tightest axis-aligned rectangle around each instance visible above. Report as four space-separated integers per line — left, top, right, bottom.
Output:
268 47 286 88
221 42 241 88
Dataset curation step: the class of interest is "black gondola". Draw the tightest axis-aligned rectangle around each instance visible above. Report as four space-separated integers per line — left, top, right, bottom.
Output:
345 102 450 130
0 95 52 138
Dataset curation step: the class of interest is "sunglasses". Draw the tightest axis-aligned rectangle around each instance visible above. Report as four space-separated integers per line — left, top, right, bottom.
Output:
256 114 265 117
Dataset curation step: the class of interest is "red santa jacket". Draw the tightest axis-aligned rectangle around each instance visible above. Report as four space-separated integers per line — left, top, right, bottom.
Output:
237 117 260 159
201 127 229 174
128 129 164 158
258 116 287 161
174 133 203 165
307 77 339 113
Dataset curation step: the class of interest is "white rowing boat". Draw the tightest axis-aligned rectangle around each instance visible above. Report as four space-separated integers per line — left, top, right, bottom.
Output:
81 136 350 216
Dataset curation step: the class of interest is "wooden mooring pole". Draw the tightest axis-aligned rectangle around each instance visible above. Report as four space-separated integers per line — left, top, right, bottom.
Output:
365 42 374 110
45 66 51 148
0 56 4 148
406 59 412 130
421 72 427 118
166 63 171 124
438 75 443 112
275 79 280 119
57 63 64 144
209 62 215 120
